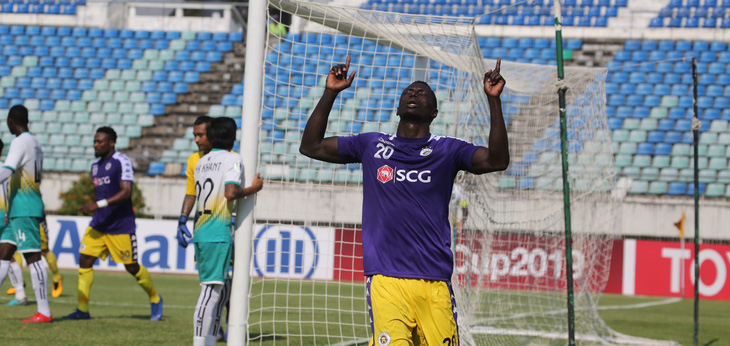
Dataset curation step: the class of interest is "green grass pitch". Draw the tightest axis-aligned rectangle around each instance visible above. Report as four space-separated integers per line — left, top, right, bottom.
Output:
0 269 728 345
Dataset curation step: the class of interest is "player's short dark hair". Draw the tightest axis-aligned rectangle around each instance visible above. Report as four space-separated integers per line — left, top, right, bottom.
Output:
96 126 117 142
0 138 4 154
194 115 213 126
209 117 237 150
8 105 29 127
411 81 438 109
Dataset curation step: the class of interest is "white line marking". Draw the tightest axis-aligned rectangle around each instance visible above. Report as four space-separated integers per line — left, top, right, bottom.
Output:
0 296 195 309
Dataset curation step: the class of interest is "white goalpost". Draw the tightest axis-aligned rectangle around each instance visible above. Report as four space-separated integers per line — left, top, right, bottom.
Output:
233 0 674 344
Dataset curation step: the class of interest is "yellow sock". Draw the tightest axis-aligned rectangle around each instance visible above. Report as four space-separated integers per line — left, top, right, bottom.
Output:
13 251 22 266
44 251 62 283
77 267 94 313
134 265 160 304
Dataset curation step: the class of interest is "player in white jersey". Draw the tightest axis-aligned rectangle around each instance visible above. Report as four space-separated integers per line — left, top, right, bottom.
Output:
185 117 263 346
0 105 52 323
0 138 25 306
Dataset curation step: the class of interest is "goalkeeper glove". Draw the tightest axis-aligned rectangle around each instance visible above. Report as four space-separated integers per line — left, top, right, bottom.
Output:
177 215 192 248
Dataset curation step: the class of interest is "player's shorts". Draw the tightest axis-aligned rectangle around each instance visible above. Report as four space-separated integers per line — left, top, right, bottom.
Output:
194 242 232 285
0 217 43 253
367 275 459 346
80 227 138 265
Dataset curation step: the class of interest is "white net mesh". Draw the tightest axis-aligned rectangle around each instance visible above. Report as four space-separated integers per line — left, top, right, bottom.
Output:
248 1 669 344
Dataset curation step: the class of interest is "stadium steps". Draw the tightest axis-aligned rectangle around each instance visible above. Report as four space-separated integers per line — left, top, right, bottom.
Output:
127 41 246 172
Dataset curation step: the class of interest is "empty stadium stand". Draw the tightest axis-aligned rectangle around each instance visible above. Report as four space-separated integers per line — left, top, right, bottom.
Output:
361 0 629 26
1 0 729 198
0 24 244 174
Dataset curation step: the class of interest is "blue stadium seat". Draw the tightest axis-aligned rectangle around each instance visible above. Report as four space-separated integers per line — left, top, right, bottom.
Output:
646 130 664 143
150 103 165 116
703 18 717 28
649 18 663 27
686 183 707 196
624 40 641 50
664 131 681 143
655 143 672 155
636 143 654 155
147 162 165 176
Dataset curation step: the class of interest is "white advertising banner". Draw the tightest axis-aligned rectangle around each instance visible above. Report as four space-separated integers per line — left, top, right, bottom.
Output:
45 216 335 280
250 224 335 280
47 215 196 274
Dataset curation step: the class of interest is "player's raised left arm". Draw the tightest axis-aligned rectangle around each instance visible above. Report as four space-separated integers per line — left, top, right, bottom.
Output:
472 58 510 174
80 181 132 214
300 56 356 163
224 173 264 201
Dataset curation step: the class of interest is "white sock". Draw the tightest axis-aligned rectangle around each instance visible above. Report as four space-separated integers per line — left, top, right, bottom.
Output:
9 260 26 301
194 284 222 342
29 261 50 316
193 336 217 346
0 260 9 288
212 278 231 335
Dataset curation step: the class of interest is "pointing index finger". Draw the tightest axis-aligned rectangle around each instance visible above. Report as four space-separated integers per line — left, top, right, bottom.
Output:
495 57 501 72
345 55 351 70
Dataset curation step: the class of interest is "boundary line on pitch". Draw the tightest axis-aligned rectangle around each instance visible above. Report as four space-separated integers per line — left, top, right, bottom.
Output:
0 296 195 309
0 296 681 314
597 297 681 311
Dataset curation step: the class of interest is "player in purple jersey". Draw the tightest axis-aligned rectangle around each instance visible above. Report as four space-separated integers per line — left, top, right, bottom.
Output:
63 127 163 321
300 56 508 345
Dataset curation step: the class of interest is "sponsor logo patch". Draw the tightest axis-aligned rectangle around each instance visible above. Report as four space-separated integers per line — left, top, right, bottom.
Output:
377 165 394 184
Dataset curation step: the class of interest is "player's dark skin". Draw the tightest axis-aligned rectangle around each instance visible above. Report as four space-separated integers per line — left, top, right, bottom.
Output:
180 122 213 217
78 132 139 275
300 55 510 173
0 117 42 265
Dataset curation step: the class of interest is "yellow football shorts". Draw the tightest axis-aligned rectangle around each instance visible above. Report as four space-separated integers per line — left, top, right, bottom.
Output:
40 218 48 251
367 275 459 346
79 227 138 265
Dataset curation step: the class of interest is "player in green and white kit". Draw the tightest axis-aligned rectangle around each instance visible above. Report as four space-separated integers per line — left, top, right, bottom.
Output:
181 117 263 346
0 105 52 323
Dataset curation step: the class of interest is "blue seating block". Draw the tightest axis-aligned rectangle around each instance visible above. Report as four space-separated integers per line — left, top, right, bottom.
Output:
147 162 165 176
667 182 686 195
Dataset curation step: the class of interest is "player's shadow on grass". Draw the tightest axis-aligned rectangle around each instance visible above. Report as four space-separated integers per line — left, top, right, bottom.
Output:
249 334 286 343
129 314 158 320
704 338 719 346
54 314 158 321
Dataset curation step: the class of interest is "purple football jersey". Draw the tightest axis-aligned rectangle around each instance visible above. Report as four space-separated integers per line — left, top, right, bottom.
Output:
338 132 480 281
89 151 136 234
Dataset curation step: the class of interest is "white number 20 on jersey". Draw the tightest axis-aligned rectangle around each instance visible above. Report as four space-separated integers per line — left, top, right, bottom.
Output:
374 143 394 160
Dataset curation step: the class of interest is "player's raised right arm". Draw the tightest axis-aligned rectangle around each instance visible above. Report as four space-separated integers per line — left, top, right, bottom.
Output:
299 56 356 163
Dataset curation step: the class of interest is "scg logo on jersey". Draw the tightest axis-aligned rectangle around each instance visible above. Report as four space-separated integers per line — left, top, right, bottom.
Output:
397 169 431 183
93 176 111 187
253 225 319 279
377 165 432 184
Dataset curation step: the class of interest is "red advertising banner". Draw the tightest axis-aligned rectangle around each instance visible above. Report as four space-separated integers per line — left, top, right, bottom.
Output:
453 233 611 293
331 230 730 301
629 240 730 301
334 228 364 281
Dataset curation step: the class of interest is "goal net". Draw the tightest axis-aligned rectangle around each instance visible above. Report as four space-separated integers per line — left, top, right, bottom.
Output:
247 0 662 344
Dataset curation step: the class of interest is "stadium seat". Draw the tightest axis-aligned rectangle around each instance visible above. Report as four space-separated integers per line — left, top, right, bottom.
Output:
146 162 165 176
667 182 687 195
628 180 648 194
648 182 668 194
